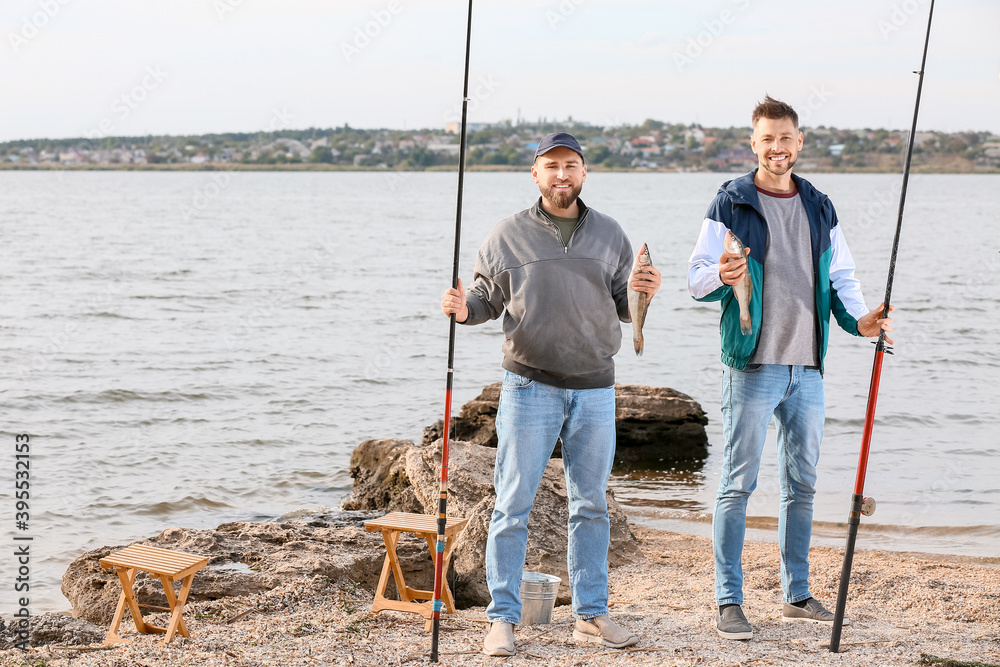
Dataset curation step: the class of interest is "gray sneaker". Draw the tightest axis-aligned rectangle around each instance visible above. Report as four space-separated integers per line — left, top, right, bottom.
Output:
716 605 753 640
782 598 849 625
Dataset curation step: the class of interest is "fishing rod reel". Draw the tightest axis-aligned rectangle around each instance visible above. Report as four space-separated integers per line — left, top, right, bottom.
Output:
848 495 877 520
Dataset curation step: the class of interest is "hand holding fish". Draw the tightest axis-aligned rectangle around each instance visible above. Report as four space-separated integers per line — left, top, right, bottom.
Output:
722 232 754 335
630 264 661 303
857 302 895 345
627 243 659 355
719 246 751 286
441 278 469 323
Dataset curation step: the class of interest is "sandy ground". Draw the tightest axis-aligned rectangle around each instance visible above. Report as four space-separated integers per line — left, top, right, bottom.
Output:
3 526 998 667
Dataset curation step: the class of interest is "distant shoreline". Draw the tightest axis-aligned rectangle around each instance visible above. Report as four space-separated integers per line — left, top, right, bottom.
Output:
2 163 998 174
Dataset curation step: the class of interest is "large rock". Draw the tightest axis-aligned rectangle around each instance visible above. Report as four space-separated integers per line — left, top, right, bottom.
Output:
343 438 644 606
0 613 106 648
62 514 438 625
613 384 709 461
423 383 709 462
423 384 502 447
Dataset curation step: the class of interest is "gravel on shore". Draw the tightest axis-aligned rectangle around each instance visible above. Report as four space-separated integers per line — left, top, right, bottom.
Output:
3 525 998 667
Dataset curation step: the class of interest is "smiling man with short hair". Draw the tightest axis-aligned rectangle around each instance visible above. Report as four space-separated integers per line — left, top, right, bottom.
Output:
442 132 659 656
688 96 895 640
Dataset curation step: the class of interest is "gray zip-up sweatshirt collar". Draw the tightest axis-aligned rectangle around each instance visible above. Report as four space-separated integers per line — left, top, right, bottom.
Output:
462 197 634 389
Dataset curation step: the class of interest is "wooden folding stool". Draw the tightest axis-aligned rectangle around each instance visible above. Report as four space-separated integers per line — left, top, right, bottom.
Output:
99 544 209 645
364 512 468 630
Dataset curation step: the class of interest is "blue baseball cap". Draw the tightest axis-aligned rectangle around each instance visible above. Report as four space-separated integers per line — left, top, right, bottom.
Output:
533 132 585 163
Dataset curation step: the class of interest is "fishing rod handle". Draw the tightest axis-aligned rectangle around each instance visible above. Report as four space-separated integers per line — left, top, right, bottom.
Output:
830 493 864 652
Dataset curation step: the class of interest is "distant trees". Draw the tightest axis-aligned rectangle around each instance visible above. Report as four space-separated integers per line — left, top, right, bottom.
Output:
467 145 521 166
309 147 334 164
587 145 611 164
2 121 995 172
403 146 435 168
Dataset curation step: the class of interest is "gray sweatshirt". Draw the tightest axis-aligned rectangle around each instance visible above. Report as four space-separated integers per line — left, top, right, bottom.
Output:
462 197 633 389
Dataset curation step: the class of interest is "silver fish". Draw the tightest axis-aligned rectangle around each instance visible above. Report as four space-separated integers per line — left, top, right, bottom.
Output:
627 242 653 355
725 231 753 335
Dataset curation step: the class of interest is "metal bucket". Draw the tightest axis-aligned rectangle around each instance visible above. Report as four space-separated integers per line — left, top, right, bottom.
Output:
519 572 561 625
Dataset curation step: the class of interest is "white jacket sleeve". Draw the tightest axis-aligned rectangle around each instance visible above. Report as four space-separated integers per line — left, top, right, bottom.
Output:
829 225 868 320
688 217 729 299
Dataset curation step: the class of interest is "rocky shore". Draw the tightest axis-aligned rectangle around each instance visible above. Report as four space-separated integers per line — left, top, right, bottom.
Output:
3 526 997 667
2 386 997 666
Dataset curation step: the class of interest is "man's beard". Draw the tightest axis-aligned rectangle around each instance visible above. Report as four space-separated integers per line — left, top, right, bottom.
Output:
761 152 797 176
541 181 583 211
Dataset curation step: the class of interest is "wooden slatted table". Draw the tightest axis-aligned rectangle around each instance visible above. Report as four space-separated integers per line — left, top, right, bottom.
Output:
364 512 468 630
99 544 210 645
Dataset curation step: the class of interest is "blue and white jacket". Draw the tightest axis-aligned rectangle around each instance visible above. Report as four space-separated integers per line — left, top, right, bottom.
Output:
687 170 869 373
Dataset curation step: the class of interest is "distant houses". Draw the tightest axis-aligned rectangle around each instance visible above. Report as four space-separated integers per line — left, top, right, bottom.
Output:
710 148 757 170
3 122 998 171
445 122 490 134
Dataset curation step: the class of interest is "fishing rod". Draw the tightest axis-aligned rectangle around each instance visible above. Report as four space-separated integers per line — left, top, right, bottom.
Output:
829 0 935 653
429 0 474 662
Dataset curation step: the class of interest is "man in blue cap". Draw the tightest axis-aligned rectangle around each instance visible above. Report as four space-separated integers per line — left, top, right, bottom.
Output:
442 132 660 656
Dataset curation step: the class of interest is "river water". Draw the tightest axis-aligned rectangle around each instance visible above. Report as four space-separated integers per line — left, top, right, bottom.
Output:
1 170 997 612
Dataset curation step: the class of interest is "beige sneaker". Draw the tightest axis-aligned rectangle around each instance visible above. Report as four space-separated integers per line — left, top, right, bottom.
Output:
483 621 516 657
572 615 639 648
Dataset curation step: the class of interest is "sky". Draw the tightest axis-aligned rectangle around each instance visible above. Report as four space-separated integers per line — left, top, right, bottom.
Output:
1 0 998 142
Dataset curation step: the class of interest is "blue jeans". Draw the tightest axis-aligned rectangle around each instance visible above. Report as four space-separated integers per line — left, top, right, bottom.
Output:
485 371 616 625
714 364 824 606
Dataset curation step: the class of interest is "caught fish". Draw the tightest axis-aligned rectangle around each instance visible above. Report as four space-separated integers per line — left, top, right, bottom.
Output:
725 231 753 335
627 242 653 356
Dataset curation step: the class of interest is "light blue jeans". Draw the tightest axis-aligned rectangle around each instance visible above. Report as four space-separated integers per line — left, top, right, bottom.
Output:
485 371 616 625
714 364 824 606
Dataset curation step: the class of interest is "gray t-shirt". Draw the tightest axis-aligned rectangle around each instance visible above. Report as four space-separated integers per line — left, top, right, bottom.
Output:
750 187 820 367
